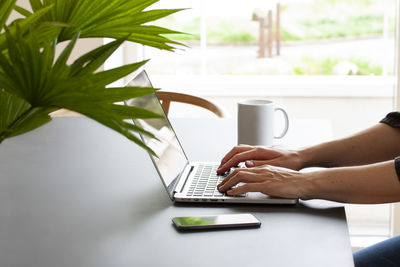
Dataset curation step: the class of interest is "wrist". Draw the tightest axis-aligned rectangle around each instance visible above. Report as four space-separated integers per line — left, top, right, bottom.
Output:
297 171 321 200
295 147 315 169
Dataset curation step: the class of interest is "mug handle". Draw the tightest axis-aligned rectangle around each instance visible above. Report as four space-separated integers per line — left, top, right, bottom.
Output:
274 108 289 139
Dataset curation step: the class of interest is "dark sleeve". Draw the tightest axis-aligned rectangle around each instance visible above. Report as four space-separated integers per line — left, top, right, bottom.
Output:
395 157 400 182
380 112 400 127
380 112 400 182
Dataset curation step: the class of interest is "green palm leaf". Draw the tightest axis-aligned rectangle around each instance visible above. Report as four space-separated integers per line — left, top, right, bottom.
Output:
0 24 164 155
0 0 185 155
19 0 185 51
0 90 31 135
0 0 16 30
0 90 53 142
0 4 55 51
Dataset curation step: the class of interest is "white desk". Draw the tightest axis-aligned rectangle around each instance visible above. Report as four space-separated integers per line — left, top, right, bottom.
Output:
0 117 353 267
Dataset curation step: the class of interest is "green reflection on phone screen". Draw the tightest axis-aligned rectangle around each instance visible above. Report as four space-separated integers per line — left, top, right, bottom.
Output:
175 216 216 226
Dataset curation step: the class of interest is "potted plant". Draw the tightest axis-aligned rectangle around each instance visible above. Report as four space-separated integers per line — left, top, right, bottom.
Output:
0 0 183 154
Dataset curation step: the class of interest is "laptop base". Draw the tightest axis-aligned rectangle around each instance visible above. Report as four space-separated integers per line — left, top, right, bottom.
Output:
174 192 298 205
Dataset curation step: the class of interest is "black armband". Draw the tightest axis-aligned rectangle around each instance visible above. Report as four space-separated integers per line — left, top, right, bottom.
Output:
395 157 400 182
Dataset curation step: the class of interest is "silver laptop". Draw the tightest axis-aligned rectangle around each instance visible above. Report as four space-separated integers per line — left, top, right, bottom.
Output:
126 70 297 204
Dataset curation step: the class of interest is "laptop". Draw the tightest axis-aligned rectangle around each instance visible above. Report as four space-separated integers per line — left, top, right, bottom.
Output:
126 70 297 204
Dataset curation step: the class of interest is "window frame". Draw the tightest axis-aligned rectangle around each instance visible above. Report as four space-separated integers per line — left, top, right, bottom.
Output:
392 0 400 238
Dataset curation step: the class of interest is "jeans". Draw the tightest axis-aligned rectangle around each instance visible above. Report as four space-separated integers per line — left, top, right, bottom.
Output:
353 235 400 267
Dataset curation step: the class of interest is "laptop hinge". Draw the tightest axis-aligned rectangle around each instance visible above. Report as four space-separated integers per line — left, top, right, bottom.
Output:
173 163 193 195
179 165 193 193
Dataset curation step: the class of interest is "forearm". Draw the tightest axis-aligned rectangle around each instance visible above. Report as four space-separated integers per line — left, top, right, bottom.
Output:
300 160 400 204
297 123 400 168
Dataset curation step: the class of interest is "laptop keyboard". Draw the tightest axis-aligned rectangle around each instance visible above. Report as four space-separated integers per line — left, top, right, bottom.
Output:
186 165 246 198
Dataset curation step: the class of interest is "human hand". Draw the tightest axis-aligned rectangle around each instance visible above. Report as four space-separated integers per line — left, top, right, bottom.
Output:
216 145 303 175
217 165 308 199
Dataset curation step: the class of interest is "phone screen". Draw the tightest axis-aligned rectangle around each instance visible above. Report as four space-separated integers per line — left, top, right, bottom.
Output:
172 213 261 230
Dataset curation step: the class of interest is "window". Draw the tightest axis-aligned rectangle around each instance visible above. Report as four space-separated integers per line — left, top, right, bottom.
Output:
122 0 399 248
146 0 396 76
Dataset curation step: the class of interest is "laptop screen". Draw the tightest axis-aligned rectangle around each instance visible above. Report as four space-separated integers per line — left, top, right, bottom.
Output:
126 70 189 199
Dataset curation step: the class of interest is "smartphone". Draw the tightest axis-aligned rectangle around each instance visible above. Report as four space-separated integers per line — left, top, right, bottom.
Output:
172 213 261 230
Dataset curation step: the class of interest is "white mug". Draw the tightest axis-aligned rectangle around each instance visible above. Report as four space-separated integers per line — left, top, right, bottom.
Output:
237 99 289 147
